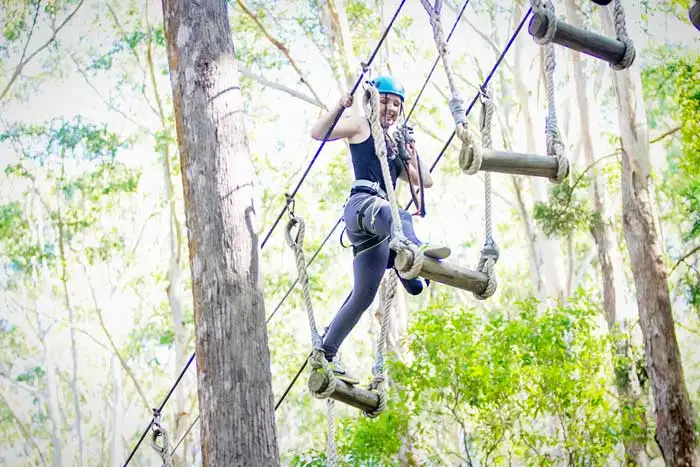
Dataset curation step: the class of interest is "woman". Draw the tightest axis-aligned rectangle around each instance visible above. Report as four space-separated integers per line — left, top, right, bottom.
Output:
310 76 449 383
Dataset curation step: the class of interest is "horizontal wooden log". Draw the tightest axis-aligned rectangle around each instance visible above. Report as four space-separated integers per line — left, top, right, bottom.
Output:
479 149 567 179
308 370 380 413
691 0 700 31
395 252 490 295
528 11 633 67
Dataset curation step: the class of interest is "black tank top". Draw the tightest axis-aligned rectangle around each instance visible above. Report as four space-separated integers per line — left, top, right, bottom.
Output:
349 133 403 194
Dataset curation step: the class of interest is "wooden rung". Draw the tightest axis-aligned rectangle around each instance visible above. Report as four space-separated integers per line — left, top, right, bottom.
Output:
528 11 634 68
394 252 490 295
308 370 380 413
691 0 700 31
479 149 568 179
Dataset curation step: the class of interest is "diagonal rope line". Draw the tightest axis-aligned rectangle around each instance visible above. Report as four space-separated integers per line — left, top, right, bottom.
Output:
274 6 532 412
260 0 408 251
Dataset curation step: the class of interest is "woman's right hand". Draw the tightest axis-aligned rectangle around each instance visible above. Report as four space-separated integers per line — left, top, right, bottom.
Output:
338 93 353 109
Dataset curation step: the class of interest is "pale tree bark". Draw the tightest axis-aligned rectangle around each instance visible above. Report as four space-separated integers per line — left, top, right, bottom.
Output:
162 0 280 464
564 2 647 464
511 0 565 300
143 7 191 464
601 7 699 466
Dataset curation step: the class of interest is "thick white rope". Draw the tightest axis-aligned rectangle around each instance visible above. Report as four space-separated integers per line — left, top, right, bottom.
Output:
363 269 396 418
363 85 423 280
284 216 338 463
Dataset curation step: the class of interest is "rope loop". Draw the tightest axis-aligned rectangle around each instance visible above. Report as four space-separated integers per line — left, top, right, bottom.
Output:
530 0 558 45
308 350 337 400
456 123 483 175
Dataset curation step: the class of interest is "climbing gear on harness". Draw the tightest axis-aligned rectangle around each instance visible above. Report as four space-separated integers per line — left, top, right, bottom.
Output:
371 75 405 102
351 179 388 199
394 123 427 218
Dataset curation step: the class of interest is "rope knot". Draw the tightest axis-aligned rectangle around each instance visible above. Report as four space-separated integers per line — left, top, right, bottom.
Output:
456 123 483 175
309 350 337 400
392 239 424 279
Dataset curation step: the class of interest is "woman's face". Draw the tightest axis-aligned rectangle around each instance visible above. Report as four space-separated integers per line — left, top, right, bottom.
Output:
379 93 402 128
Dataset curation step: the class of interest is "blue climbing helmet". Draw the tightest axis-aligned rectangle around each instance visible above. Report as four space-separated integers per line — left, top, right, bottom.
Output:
371 75 405 102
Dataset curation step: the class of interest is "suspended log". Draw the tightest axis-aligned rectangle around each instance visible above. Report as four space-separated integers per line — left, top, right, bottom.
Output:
394 252 489 294
691 0 700 31
477 149 567 179
308 370 380 413
528 11 634 68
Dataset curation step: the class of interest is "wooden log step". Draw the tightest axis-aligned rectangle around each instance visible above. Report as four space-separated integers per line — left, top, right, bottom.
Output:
478 149 568 179
394 252 490 295
308 370 380 413
528 11 634 68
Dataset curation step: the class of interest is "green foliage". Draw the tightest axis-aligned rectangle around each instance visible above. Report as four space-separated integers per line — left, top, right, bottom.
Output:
533 174 599 238
386 292 635 464
0 118 140 279
643 48 700 312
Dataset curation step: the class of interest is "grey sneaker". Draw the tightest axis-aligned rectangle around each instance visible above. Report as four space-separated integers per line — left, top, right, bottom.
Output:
329 357 360 385
419 243 451 260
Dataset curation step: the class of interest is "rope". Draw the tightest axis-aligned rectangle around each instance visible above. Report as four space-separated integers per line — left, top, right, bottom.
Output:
260 0 408 251
284 214 338 464
363 270 396 418
610 0 635 70
284 215 337 399
474 86 498 300
151 410 173 467
326 400 337 466
528 0 568 184
420 1 484 177
363 85 424 280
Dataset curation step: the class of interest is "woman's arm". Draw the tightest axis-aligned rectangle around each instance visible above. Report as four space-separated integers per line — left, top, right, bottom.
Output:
310 94 365 142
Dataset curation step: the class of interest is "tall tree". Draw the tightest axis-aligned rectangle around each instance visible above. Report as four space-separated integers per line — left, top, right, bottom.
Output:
564 1 648 464
161 0 280 464
601 6 699 465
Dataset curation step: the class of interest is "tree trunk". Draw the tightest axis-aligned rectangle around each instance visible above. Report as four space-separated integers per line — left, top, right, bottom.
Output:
601 7 699 466
565 1 648 464
162 1 280 465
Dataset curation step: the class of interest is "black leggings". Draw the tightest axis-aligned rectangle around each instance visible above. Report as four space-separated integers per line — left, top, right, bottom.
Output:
322 193 422 361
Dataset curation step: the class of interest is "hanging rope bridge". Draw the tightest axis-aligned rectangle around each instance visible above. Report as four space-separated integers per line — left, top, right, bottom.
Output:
124 0 636 463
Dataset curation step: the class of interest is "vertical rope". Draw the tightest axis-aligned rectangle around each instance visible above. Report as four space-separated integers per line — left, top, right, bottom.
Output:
363 269 396 418
610 0 635 70
285 216 335 400
528 0 568 184
285 215 338 464
326 400 337 466
473 87 498 300
363 85 423 279
419 1 484 176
